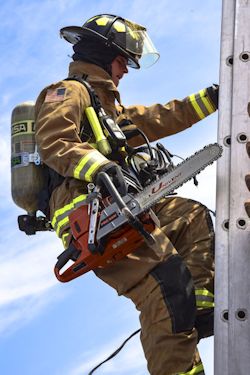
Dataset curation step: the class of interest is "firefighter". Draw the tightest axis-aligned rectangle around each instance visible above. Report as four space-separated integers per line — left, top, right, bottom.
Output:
35 14 218 375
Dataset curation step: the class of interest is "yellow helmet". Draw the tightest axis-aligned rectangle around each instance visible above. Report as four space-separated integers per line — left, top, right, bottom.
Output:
60 14 160 69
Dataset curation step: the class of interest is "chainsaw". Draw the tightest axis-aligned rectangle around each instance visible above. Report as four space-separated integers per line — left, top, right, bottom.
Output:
54 143 222 282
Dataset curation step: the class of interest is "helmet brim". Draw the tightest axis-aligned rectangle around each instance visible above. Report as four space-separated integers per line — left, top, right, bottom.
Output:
60 26 87 44
60 26 141 69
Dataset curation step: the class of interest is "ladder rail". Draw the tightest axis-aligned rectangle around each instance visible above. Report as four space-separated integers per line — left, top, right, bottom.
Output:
214 0 235 373
228 1 250 373
215 0 250 373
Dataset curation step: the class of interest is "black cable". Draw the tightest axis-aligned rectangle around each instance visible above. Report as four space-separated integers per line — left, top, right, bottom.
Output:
209 209 216 217
134 128 154 160
88 329 141 374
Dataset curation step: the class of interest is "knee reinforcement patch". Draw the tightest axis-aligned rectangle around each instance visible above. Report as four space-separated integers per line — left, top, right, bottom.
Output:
150 255 196 333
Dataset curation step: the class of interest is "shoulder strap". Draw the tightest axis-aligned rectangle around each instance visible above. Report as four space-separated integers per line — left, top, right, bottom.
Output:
38 76 105 219
65 75 127 152
65 75 100 142
65 75 102 112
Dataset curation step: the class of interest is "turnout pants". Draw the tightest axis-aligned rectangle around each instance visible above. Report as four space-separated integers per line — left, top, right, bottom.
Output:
95 197 215 375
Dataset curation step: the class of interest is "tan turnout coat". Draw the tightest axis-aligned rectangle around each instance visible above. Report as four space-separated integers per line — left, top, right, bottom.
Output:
35 61 216 247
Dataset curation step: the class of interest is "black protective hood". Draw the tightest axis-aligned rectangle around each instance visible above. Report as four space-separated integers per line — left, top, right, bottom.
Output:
72 36 119 75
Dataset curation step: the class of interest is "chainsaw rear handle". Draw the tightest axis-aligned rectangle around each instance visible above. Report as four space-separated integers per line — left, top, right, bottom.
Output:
55 243 80 271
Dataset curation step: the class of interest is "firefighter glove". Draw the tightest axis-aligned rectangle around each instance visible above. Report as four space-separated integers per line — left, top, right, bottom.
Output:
207 84 219 109
96 162 127 196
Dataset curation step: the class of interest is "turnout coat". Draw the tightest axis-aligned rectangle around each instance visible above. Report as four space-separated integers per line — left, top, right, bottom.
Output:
35 60 216 247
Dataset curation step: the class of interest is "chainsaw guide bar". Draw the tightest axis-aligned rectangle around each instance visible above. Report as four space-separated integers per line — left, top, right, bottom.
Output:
97 143 222 241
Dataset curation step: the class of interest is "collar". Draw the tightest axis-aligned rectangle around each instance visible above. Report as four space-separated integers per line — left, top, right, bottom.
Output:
68 61 121 104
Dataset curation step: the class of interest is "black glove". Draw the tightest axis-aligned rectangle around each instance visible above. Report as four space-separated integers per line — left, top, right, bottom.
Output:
207 84 219 109
95 162 127 196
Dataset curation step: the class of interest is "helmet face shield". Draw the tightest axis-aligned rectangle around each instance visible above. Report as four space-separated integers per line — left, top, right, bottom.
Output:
60 14 160 69
110 19 159 68
124 27 160 68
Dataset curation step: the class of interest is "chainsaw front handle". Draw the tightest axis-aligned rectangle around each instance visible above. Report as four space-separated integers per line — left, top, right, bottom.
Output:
96 171 128 212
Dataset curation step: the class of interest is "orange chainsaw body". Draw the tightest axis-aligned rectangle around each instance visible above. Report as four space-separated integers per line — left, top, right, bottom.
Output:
54 204 155 282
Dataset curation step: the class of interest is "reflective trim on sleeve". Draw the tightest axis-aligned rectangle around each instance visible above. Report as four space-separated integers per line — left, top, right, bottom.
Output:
186 89 216 120
84 160 103 181
62 232 71 248
55 216 70 237
51 194 88 237
195 288 215 309
189 93 206 119
199 89 216 114
73 150 107 182
178 362 205 375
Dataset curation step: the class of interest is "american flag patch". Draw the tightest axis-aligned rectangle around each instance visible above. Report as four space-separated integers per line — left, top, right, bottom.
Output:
45 87 66 103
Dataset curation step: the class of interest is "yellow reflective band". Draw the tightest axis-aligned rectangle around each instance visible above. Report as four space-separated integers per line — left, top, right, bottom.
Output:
55 216 69 236
51 194 87 228
199 89 216 114
196 301 215 308
189 93 205 119
74 153 94 180
96 17 109 26
62 232 70 248
195 288 215 308
85 160 103 182
52 195 88 238
178 362 204 375
52 204 71 228
74 150 107 181
195 289 214 298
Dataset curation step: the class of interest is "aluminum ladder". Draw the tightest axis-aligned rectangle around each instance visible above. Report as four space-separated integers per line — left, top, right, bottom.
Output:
215 0 250 373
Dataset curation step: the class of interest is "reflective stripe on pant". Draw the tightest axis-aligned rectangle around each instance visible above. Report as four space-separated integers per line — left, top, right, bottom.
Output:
178 362 205 375
195 288 214 309
95 197 214 375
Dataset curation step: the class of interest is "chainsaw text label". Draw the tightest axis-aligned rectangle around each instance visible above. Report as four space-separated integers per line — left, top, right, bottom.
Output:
151 172 182 194
100 212 118 228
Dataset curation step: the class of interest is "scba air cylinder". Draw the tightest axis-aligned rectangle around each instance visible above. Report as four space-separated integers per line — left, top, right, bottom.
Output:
11 102 44 215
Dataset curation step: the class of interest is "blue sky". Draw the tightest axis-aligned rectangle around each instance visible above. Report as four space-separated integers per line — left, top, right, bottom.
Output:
0 1 221 374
